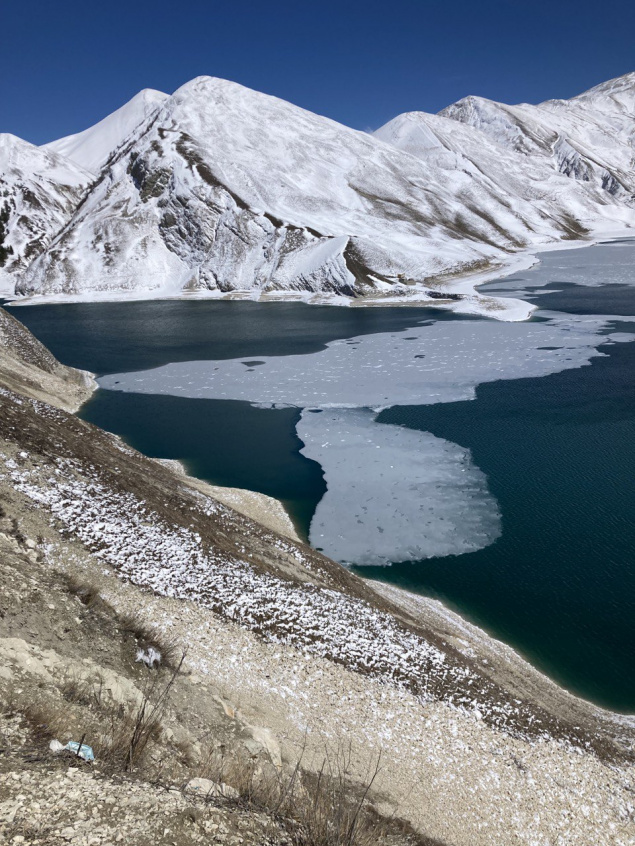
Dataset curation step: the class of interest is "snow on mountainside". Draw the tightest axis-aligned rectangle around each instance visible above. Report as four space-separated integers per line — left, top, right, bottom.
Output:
440 72 635 204
43 88 168 175
373 109 628 244
19 76 541 307
7 72 635 310
0 134 92 293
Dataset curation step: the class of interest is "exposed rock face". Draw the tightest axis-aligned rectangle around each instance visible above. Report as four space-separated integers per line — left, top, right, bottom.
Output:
0 134 91 284
4 72 634 305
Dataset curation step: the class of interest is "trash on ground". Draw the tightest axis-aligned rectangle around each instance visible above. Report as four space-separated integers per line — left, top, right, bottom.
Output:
136 646 161 668
50 738 95 762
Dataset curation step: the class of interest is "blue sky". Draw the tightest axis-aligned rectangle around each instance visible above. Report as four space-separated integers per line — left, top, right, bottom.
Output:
4 0 634 145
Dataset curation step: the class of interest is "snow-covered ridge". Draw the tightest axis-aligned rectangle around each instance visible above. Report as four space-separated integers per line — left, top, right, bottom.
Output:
43 88 169 175
438 73 635 204
0 134 92 281
4 72 635 310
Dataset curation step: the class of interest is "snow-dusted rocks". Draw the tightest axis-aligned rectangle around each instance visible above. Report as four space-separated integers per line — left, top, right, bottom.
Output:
0 134 92 288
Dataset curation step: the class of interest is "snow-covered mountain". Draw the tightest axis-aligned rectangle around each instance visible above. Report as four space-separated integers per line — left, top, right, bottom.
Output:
4 73 635 309
439 73 635 203
20 76 534 306
373 109 628 246
43 88 168 175
0 134 91 289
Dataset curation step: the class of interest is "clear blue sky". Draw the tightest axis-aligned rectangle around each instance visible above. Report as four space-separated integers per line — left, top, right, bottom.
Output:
4 0 634 145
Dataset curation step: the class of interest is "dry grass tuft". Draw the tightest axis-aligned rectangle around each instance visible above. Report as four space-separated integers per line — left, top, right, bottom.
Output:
60 671 105 709
16 699 70 744
62 574 101 607
5 657 185 776
198 742 421 846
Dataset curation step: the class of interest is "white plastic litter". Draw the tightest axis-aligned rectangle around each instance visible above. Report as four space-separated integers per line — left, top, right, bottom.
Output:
136 646 162 668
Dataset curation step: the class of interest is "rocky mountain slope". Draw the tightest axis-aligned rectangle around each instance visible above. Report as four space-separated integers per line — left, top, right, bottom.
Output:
0 135 91 288
373 79 634 244
0 308 633 845
0 305 95 411
2 73 634 310
440 72 635 202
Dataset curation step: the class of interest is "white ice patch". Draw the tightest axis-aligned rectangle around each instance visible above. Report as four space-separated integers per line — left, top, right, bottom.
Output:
97 311 631 566
98 312 625 409
299 408 500 565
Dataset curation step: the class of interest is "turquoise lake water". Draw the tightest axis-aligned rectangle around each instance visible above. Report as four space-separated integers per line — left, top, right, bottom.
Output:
7 241 635 711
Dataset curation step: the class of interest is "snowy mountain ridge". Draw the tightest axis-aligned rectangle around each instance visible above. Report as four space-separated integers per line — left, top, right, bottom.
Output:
3 72 635 315
43 88 169 175
0 133 92 292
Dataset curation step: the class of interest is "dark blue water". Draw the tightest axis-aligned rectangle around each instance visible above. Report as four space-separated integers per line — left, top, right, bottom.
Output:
6 275 635 711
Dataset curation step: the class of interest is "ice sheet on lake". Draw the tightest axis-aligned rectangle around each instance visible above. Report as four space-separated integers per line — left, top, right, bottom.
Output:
298 408 501 566
99 312 628 409
482 241 635 298
98 310 632 566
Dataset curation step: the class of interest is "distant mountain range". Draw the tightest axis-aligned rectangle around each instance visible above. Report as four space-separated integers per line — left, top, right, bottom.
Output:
1 73 633 309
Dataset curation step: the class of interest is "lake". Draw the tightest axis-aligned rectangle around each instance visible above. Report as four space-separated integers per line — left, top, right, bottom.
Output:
7 239 635 711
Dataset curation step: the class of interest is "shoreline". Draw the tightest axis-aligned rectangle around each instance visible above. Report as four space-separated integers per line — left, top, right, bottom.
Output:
156 455 635 720
371 580 635 724
4 226 633 321
153 456 301 542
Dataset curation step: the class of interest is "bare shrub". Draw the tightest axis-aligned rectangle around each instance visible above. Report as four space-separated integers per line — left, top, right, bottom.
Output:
6 656 184 776
289 753 379 845
96 655 184 772
197 740 416 846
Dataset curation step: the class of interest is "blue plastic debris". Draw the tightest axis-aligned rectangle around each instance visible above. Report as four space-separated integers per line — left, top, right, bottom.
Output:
64 741 95 762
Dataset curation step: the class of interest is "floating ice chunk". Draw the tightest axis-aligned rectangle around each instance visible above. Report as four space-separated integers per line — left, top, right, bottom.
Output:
98 312 624 409
298 408 501 566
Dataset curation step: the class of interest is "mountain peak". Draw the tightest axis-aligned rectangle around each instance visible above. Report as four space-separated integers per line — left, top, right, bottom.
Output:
43 87 169 174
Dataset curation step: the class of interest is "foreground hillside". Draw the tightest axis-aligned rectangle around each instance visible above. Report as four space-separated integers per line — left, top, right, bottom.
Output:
2 73 634 311
0 306 633 845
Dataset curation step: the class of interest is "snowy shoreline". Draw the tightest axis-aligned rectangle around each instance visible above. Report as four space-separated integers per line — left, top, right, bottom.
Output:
4 229 633 321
